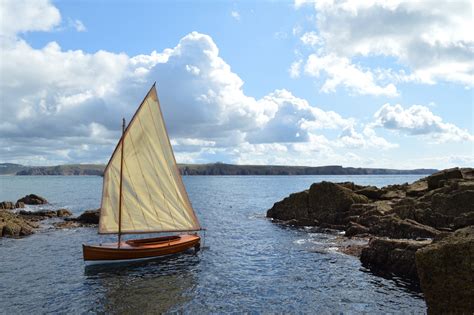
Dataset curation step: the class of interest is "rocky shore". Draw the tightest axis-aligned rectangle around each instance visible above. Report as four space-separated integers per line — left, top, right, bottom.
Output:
267 167 474 313
0 194 99 237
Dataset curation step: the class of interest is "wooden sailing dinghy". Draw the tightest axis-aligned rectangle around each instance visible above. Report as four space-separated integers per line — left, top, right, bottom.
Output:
83 84 201 262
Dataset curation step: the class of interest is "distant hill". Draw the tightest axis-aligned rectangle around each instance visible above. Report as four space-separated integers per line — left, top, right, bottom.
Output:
0 163 28 175
178 163 437 176
1 162 437 176
13 164 105 176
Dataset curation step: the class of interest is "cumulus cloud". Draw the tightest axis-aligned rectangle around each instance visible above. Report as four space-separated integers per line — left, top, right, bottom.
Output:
372 103 474 143
0 0 61 38
338 125 398 149
294 0 474 94
0 0 403 167
304 54 398 96
1 19 387 166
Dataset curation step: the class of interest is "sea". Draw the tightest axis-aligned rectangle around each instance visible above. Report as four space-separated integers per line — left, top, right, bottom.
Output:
0 175 427 313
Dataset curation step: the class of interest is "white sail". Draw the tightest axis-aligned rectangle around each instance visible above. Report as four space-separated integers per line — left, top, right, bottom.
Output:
99 85 201 234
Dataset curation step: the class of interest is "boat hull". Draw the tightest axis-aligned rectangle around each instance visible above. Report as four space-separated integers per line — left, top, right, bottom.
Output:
83 234 200 262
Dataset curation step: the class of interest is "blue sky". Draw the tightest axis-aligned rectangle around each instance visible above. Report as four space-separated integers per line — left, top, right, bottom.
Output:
0 0 473 169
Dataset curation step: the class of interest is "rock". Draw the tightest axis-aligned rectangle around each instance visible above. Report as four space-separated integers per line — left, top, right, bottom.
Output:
431 189 474 217
3 221 21 236
335 182 365 191
345 222 370 237
307 182 369 225
453 212 474 229
17 194 48 205
406 180 428 197
267 191 309 222
361 238 431 281
355 186 384 199
427 167 463 190
358 214 441 239
0 210 37 237
15 201 25 208
19 209 57 218
0 201 14 210
380 190 405 200
416 226 474 314
75 209 100 224
56 209 72 217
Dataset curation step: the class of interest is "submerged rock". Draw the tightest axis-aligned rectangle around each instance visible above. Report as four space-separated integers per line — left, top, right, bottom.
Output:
17 194 48 205
416 226 474 314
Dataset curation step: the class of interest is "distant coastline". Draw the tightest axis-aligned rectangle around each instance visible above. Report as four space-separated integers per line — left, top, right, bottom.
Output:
0 162 437 176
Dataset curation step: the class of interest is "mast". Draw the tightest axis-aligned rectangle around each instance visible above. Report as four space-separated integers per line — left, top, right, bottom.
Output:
118 118 126 246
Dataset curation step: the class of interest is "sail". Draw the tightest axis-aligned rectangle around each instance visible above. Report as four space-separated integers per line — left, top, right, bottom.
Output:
99 85 201 234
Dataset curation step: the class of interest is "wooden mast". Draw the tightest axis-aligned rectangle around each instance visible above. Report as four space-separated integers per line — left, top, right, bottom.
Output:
118 118 126 247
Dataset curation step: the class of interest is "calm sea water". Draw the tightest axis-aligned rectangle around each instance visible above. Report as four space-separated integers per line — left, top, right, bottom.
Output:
0 175 426 313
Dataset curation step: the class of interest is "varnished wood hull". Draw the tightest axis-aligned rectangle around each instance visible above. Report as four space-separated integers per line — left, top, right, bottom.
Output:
83 234 200 262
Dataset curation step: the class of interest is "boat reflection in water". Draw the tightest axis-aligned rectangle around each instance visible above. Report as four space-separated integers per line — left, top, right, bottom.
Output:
84 251 200 313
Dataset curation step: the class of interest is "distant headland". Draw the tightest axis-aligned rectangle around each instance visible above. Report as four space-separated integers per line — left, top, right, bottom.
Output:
0 162 437 176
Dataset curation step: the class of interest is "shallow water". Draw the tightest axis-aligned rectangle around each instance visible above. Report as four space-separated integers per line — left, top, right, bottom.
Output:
0 175 426 313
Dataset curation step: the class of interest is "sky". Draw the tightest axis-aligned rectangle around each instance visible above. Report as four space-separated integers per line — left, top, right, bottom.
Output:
0 0 473 169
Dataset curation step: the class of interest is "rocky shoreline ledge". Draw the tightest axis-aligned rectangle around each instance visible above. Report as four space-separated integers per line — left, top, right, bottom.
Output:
267 167 474 314
0 194 99 237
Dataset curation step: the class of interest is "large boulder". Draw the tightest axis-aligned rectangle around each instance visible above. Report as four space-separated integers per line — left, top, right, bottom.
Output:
307 181 369 225
416 226 474 314
75 209 100 224
427 168 463 190
361 238 431 281
431 189 474 217
267 191 309 222
17 194 48 205
56 209 72 217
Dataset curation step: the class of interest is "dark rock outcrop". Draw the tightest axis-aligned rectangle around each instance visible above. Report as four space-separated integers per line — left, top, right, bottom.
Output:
17 194 48 205
416 226 474 314
0 201 15 210
15 201 25 208
0 210 38 237
361 238 431 281
427 167 463 190
73 209 100 224
267 181 369 228
267 167 474 299
56 209 72 217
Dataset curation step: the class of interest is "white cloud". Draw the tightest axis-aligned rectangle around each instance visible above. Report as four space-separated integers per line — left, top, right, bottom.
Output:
231 10 240 21
289 60 302 78
0 0 61 38
372 103 474 143
338 125 398 150
296 0 474 88
70 19 86 32
304 54 398 96
4 0 457 168
300 31 321 47
247 89 353 143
